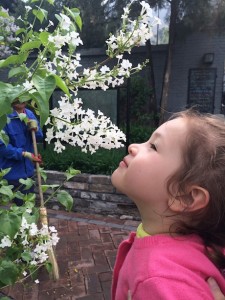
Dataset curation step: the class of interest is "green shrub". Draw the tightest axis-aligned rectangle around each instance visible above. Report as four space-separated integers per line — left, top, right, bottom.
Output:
38 144 126 175
126 124 155 144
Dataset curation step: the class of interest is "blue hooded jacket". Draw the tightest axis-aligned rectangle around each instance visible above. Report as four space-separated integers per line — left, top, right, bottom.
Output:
0 108 43 181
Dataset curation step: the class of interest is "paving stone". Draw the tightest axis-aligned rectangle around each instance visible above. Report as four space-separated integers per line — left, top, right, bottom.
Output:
1 210 131 299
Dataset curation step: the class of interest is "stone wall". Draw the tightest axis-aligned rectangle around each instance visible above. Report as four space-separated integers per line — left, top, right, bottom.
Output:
40 170 140 220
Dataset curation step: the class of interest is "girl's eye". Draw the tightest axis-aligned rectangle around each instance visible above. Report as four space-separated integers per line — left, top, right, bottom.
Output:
150 143 157 151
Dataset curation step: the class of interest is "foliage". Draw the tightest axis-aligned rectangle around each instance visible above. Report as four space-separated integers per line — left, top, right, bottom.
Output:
0 166 79 287
39 145 125 175
118 75 157 126
0 6 19 57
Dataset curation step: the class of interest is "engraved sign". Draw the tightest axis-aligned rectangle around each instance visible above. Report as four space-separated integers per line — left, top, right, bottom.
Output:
187 68 217 113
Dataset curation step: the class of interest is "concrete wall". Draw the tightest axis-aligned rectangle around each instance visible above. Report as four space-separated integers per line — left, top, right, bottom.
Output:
77 35 225 114
39 171 140 220
168 32 225 114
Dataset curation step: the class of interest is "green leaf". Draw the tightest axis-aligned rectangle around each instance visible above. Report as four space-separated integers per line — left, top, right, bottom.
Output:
23 193 36 203
65 7 82 31
0 52 28 68
21 251 32 262
0 115 8 131
31 75 56 126
39 168 47 183
0 55 20 68
30 92 49 127
19 178 35 190
16 28 26 36
64 7 80 21
14 191 25 200
56 190 73 211
65 168 81 181
0 129 9 145
20 40 42 52
0 212 22 239
32 8 48 23
33 74 56 102
8 66 28 79
45 261 53 274
0 186 14 200
41 184 59 192
53 74 70 96
0 11 9 18
75 15 82 31
0 260 20 286
39 31 50 46
0 168 11 178
0 82 24 117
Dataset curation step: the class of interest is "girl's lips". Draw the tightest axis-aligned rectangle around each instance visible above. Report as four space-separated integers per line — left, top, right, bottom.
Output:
119 158 128 168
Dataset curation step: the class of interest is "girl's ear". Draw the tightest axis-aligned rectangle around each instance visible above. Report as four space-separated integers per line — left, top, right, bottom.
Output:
168 186 210 212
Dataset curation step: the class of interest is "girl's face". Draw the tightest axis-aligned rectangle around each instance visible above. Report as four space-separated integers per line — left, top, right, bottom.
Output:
111 118 188 214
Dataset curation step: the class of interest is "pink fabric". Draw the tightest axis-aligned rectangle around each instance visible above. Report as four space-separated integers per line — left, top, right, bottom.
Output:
112 232 225 300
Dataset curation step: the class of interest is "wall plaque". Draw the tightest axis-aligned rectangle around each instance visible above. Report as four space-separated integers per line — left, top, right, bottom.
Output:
187 68 217 113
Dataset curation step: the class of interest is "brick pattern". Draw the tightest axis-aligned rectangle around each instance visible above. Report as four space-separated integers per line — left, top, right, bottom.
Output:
0 210 139 300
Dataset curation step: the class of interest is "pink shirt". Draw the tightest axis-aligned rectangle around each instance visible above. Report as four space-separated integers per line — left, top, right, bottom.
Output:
112 232 225 300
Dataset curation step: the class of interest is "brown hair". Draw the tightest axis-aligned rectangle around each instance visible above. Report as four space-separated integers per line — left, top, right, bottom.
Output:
167 109 225 270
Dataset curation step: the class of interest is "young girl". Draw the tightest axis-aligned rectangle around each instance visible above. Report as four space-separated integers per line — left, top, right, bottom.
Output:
111 109 225 299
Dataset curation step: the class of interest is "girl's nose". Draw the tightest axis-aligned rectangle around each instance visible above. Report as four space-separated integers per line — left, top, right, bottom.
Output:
128 144 138 156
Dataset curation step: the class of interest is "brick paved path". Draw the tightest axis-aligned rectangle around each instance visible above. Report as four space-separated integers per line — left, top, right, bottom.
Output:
0 209 139 300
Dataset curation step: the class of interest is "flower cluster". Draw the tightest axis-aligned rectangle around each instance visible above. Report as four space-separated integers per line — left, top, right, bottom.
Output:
106 1 161 56
24 1 158 152
45 95 126 153
0 7 19 57
0 210 59 283
0 1 161 153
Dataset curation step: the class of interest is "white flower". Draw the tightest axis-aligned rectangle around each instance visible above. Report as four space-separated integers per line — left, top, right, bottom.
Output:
23 80 33 90
51 233 60 246
69 32 83 46
38 252 49 263
0 236 12 248
23 271 27 276
35 279 39 284
59 13 71 31
140 1 153 16
25 6 32 12
49 226 57 233
100 65 110 74
29 223 38 236
121 59 132 70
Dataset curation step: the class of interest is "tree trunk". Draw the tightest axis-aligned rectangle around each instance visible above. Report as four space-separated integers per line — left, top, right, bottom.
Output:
159 0 179 124
146 40 159 127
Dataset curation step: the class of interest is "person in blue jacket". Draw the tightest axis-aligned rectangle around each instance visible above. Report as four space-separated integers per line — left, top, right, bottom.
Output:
0 99 43 206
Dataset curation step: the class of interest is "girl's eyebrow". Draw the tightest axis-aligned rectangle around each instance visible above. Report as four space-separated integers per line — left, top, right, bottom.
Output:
151 131 162 140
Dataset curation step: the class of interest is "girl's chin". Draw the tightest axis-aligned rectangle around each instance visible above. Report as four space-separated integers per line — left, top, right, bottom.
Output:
111 170 120 186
